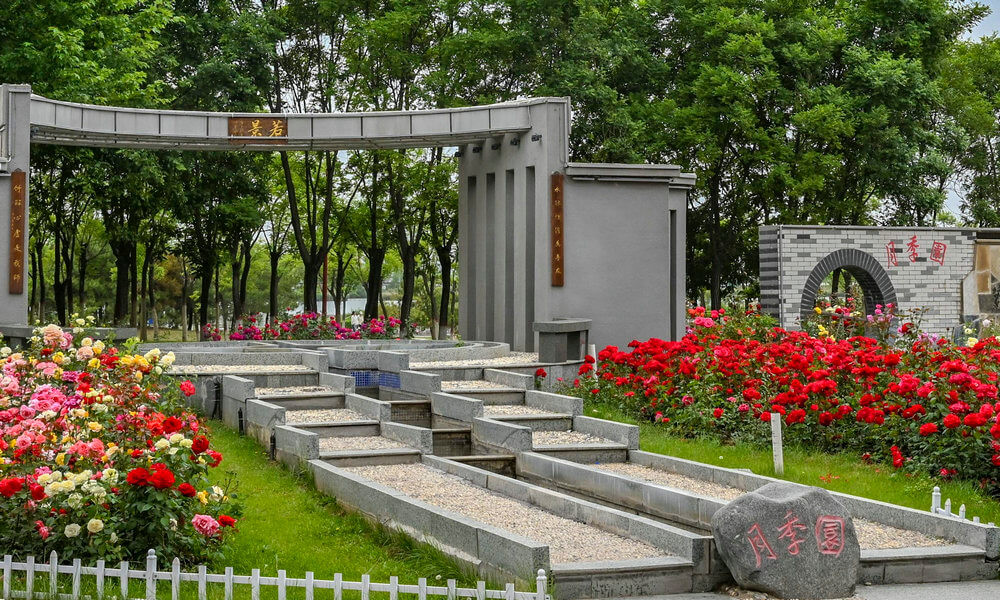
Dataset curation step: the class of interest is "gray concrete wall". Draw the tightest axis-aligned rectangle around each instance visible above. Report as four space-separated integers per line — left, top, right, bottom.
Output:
555 170 690 347
0 85 30 325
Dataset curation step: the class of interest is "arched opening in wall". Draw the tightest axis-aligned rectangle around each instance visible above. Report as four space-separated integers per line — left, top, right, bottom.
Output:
799 249 898 324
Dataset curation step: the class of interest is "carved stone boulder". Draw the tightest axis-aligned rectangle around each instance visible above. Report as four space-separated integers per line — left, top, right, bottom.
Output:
711 482 860 599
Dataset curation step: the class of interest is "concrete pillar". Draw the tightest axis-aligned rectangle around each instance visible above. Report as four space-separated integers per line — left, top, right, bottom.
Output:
0 84 30 326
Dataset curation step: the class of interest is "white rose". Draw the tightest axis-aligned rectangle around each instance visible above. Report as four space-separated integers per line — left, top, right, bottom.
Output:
64 524 81 538
75 318 86 327
154 439 170 450
168 433 184 444
102 468 119 484
179 438 193 449
87 519 104 533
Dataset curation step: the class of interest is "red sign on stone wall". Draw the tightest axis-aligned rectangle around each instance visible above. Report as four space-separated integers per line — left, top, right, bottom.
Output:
9 170 26 295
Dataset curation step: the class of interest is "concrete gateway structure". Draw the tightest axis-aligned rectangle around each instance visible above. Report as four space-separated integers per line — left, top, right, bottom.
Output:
759 225 1000 336
0 83 694 349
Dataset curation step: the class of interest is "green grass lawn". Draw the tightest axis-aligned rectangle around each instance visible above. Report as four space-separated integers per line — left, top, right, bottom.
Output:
586 401 1000 525
205 424 476 585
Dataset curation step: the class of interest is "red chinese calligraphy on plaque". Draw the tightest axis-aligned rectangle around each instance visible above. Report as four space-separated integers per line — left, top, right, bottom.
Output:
815 515 846 557
551 172 565 287
9 170 26 294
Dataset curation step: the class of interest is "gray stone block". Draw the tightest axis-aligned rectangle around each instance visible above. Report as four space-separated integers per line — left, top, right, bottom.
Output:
377 351 409 373
345 393 392 422
432 392 484 422
400 370 441 395
525 390 583 415
472 417 532 453
222 375 255 402
274 424 319 466
319 371 355 393
572 415 639 448
483 368 533 389
381 421 433 453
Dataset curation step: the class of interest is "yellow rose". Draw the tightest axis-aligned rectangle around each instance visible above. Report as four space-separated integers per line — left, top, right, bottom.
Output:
196 491 209 505
88 358 100 369
56 453 66 466
87 422 102 432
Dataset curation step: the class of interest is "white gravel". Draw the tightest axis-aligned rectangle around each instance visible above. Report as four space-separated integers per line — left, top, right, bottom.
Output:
441 380 514 391
532 430 615 446
318 436 407 452
170 364 312 374
258 385 337 396
485 405 561 416
285 409 369 424
411 352 540 368
345 463 666 564
593 462 948 549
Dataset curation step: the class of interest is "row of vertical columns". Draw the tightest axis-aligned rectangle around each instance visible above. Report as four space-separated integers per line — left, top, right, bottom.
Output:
458 158 537 350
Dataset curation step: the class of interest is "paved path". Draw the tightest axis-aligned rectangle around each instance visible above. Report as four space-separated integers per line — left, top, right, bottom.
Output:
664 580 1000 600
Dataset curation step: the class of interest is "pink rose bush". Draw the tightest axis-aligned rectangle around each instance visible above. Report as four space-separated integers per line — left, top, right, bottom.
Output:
207 312 406 341
0 324 240 561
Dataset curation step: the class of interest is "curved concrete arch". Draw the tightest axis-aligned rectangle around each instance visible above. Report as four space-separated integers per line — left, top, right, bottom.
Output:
25 94 561 151
799 248 898 322
1 83 695 350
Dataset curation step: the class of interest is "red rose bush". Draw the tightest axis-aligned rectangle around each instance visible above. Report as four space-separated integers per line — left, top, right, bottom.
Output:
581 308 1000 495
0 324 239 561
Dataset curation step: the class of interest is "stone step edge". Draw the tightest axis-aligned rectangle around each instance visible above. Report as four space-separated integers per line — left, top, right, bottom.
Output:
550 555 692 575
860 544 986 562
289 419 380 428
257 391 346 400
487 413 571 420
534 443 629 451
319 448 421 459
447 454 517 461
432 427 472 434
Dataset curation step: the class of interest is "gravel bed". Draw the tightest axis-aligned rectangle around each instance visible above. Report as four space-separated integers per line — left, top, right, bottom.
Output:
345 463 665 564
441 380 513 391
258 385 336 396
411 352 539 368
715 584 863 599
593 463 948 549
285 409 369 424
532 430 615 446
169 364 311 374
596 462 745 501
485 405 559 416
318 436 407 452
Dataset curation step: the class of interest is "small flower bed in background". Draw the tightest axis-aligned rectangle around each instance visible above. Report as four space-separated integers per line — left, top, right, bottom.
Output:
205 313 405 341
571 308 1000 497
0 324 239 562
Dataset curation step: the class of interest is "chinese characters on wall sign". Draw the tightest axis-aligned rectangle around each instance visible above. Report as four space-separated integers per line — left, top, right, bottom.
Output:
747 513 845 568
885 237 947 268
551 172 565 287
227 117 288 144
9 170 26 294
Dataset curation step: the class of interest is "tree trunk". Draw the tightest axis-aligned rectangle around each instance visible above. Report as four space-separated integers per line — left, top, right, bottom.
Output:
77 242 88 309
54 212 66 325
112 241 130 325
268 251 280 322
129 244 139 327
198 265 212 336
437 249 452 334
333 252 349 322
239 240 252 319
364 248 386 320
181 257 189 342
139 245 150 341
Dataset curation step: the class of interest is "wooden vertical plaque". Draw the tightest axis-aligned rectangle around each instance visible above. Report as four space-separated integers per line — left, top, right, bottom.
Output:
551 172 564 286
9 169 26 294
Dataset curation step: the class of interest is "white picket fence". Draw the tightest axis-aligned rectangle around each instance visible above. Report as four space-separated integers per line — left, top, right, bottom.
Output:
931 486 995 526
0 549 548 600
